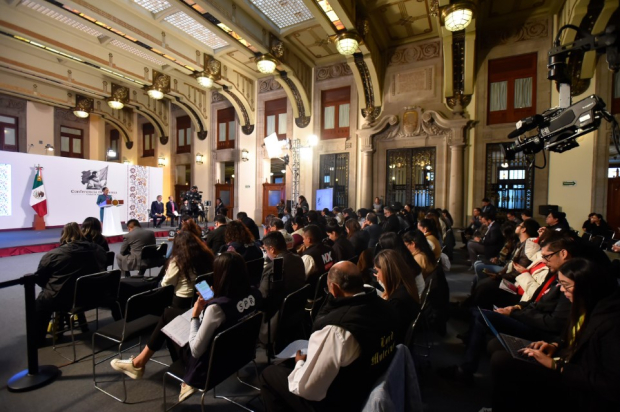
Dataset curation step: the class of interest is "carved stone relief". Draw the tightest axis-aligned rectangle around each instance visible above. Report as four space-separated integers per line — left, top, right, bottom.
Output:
258 78 283 94
391 66 434 99
388 40 441 67
480 18 548 49
315 63 353 82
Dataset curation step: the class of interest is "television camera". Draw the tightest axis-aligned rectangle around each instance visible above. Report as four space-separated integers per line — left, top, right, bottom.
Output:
502 24 620 166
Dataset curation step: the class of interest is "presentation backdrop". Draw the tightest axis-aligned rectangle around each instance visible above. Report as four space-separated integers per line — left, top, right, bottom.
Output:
315 188 334 211
0 151 163 230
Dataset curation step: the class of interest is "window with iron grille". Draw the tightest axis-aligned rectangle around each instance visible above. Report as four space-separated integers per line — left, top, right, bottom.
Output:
485 143 534 211
386 148 435 209
319 153 349 208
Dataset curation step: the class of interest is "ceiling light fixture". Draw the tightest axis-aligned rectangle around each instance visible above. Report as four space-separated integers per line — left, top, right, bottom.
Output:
256 54 277 74
195 53 221 88
335 32 361 56
107 83 129 109
147 70 170 100
196 74 214 88
195 153 204 164
442 2 475 32
73 94 93 118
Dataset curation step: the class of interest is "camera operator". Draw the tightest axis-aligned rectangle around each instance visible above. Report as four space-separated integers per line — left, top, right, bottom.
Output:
183 185 202 220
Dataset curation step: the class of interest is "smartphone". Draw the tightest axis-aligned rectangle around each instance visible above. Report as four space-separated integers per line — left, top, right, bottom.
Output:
272 257 284 282
195 280 214 300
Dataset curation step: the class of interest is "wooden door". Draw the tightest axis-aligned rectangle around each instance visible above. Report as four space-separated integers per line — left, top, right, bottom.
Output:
607 177 620 238
262 183 285 223
175 184 190 209
215 183 234 219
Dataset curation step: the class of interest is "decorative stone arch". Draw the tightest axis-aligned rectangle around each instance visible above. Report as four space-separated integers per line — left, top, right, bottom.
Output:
172 96 208 140
132 103 169 146
217 83 255 135
275 72 311 128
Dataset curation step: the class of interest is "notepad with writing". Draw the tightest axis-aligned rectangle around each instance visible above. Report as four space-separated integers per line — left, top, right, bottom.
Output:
161 309 194 347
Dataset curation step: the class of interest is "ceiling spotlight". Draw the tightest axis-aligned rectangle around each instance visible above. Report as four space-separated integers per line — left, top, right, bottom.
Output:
442 2 475 32
107 83 129 109
256 54 277 74
147 70 170 100
196 74 214 88
73 94 93 118
335 32 361 56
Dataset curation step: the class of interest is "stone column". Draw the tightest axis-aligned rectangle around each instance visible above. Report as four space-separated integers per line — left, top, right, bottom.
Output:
359 148 374 208
448 143 466 227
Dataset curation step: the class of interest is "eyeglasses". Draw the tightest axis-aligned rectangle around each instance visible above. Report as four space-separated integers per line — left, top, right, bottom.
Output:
557 281 574 290
371 267 379 275
541 249 562 262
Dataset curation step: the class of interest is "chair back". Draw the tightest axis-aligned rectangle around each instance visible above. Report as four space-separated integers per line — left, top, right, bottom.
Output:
349 255 359 265
124 284 174 323
246 257 265 287
590 235 605 248
204 312 262 391
72 270 121 313
140 243 168 269
105 251 115 269
140 244 159 260
420 266 450 335
404 278 433 348
274 284 311 353
309 272 329 321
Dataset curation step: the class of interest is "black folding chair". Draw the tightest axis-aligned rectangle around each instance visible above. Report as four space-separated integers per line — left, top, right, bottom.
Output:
162 312 263 411
138 243 168 277
93 284 174 402
404 278 433 357
270 284 311 359
52 270 122 362
245 257 265 287
307 272 329 322
105 251 115 270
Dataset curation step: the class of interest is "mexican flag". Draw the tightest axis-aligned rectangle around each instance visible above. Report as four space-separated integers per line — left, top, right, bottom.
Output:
30 168 47 217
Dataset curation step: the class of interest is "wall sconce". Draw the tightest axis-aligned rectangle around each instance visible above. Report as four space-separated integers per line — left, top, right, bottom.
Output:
45 144 54 152
157 156 166 167
147 70 170 100
241 148 250 162
441 1 475 32
107 83 129 109
106 148 117 160
122 157 131 165
195 153 204 164
335 32 361 56
73 94 93 118
255 54 278 74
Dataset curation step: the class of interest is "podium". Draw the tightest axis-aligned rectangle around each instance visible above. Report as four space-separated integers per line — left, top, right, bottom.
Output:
100 199 126 237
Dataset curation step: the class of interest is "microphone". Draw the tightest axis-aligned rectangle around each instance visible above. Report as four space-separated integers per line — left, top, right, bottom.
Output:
507 114 544 138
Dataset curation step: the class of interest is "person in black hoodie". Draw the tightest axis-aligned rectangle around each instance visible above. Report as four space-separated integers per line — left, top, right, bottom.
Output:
237 211 260 241
325 220 355 263
259 261 398 412
490 258 620 412
34 222 106 347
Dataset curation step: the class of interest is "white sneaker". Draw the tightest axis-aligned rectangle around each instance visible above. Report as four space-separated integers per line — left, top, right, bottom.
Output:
179 383 197 402
110 356 144 380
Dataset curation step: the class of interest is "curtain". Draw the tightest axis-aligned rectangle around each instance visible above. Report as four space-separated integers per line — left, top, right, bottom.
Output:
324 106 335 129
278 113 287 134
339 103 350 127
228 121 236 141
218 123 226 141
514 77 532 108
490 81 507 111
266 115 276 136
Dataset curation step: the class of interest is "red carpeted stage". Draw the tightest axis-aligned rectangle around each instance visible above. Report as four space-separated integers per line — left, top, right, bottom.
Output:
0 226 173 258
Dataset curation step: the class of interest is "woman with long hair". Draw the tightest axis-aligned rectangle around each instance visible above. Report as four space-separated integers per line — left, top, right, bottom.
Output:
161 231 215 308
290 216 306 251
418 219 442 260
220 220 263 261
490 258 620 411
81 217 109 251
345 218 369 257
376 232 423 295
111 252 261 401
441 209 454 227
402 230 437 279
373 249 420 342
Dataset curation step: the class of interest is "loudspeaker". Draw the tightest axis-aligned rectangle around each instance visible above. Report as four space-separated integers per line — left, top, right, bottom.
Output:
538 205 559 216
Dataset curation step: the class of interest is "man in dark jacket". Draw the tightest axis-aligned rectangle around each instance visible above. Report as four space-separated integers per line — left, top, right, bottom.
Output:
237 211 260 241
34 222 106 347
165 196 178 226
467 212 504 264
205 215 227 253
301 225 334 288
381 206 400 234
260 261 398 412
362 212 383 249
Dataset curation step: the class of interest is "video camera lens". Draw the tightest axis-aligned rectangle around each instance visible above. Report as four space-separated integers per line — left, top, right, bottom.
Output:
501 135 544 161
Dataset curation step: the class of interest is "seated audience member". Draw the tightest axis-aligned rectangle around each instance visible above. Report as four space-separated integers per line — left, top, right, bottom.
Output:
219 221 263 261
491 258 620 412
160 231 215 308
426 210 446 240
270 218 294 250
403 230 437 279
306 210 327 239
418 218 442 260
150 195 166 228
34 222 106 346
165 196 179 227
205 215 227 253
116 219 156 277
259 231 306 342
505 210 522 226
373 249 421 341
357 249 377 286
81 216 109 251
332 207 344 225
111 253 261 401
377 232 424 292
442 209 454 227
345 219 369 257
342 208 356 223
290 216 306 252
259 261 398 412
581 212 596 234
546 210 570 231
321 208 334 219
237 211 260 241
521 209 533 221
461 208 482 246
219 207 232 223
401 204 415 230
301 225 334 284
481 197 497 217
167 217 203 259
472 223 518 284
439 232 575 383
361 212 383 249
381 206 401 234
325 220 355 263
357 208 369 225
467 212 504 265
586 213 613 237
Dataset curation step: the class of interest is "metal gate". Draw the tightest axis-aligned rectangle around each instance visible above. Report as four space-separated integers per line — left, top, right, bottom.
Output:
386 147 435 208
319 153 349 208
485 143 534 211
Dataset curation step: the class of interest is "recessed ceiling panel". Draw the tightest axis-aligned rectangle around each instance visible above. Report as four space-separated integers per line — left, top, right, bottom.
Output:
287 25 338 59
164 11 228 49
248 0 314 29
373 0 433 41
133 0 172 14
21 0 104 37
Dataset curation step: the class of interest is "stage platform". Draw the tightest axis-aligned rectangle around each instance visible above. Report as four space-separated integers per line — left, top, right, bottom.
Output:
0 224 176 258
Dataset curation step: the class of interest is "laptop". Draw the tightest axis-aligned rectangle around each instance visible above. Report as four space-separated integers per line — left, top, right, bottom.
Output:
477 307 539 364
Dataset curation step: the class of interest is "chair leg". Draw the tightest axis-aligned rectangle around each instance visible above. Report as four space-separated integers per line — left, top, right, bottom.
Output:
92 333 130 403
